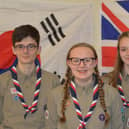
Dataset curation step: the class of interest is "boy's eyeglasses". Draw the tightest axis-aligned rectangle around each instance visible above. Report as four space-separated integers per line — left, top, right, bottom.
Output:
68 57 96 65
14 44 38 51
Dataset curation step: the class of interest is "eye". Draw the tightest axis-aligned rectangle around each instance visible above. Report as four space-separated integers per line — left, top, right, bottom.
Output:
120 47 127 52
72 58 80 63
84 58 91 62
16 44 24 48
28 44 34 48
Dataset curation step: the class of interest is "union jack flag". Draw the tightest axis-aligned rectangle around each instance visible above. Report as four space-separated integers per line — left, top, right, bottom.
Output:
101 1 129 73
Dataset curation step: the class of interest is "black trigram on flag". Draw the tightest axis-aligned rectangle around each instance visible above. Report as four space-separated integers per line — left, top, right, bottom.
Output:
40 13 66 46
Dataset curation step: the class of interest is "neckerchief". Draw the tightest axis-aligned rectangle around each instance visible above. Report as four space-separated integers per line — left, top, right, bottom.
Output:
117 74 129 107
10 58 41 119
69 75 99 129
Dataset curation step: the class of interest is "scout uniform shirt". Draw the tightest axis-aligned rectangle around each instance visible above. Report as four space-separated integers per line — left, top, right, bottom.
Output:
47 80 123 129
119 72 129 129
102 71 129 129
0 68 60 129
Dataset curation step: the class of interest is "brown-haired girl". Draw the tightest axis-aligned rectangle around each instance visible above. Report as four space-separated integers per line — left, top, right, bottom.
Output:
47 43 123 129
103 31 129 129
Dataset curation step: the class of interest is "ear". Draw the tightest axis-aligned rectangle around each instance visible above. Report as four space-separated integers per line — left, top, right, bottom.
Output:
93 59 98 68
37 46 41 55
91 58 98 68
95 59 98 65
12 46 16 55
66 59 71 67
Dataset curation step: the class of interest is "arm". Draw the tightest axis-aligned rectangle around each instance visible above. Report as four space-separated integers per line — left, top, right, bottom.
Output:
105 86 123 129
110 89 123 129
0 96 4 129
0 76 4 129
52 75 61 89
46 90 58 129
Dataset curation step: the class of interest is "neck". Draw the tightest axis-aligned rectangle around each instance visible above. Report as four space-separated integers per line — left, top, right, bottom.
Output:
124 64 129 75
75 76 92 87
17 63 35 75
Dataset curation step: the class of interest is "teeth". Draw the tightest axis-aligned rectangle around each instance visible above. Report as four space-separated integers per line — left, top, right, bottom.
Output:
78 70 87 72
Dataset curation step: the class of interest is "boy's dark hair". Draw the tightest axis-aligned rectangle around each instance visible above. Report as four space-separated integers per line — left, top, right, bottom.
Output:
12 24 40 46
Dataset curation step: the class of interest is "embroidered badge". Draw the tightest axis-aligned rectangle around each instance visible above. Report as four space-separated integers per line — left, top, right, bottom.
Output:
43 104 49 119
45 110 49 119
14 95 19 101
10 88 17 94
99 113 105 121
121 106 125 122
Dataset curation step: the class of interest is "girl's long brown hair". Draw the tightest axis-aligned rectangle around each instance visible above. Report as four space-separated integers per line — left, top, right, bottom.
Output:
60 43 110 126
110 31 129 87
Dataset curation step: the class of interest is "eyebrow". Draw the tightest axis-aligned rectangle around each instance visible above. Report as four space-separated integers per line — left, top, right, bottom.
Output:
120 46 128 48
69 57 95 58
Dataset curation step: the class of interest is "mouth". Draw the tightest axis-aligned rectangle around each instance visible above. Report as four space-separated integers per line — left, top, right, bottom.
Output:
124 57 129 61
77 69 88 73
22 56 30 59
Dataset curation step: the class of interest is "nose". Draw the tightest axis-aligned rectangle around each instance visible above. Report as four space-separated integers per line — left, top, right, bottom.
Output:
127 49 129 55
79 60 85 66
23 46 29 53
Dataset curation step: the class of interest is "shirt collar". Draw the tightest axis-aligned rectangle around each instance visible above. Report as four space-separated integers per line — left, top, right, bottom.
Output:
121 70 129 80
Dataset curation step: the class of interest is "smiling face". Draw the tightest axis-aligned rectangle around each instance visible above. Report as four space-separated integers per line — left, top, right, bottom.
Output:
67 46 97 82
119 37 129 67
12 36 41 65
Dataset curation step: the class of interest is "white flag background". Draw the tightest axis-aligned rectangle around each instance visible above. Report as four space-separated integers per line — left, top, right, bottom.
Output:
0 0 97 80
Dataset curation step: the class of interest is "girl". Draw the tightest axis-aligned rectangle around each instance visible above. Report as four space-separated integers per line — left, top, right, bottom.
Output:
47 43 123 129
104 31 129 129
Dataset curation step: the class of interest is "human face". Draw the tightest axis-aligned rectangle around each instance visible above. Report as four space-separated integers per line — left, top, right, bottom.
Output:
119 37 129 67
67 46 97 82
12 36 40 65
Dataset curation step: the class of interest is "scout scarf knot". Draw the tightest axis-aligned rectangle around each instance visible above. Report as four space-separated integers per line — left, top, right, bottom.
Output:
117 74 129 107
10 58 41 119
69 75 99 129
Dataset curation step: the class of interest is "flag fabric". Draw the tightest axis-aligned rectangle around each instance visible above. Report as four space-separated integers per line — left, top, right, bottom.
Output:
0 31 17 74
0 0 95 79
101 1 129 73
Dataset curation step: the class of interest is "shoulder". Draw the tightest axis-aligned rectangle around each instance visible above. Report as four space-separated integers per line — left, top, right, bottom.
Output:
41 69 61 88
101 72 113 84
0 70 11 82
101 72 116 96
0 70 12 94
103 83 117 95
42 70 59 80
103 82 120 105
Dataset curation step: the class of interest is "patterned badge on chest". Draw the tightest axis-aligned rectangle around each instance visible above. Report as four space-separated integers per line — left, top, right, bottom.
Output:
10 87 17 94
14 95 19 101
43 104 49 119
121 106 125 122
99 113 105 121
10 88 19 101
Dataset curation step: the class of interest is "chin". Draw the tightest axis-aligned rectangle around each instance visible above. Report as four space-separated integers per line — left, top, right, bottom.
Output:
21 60 33 64
124 62 129 66
78 76 90 80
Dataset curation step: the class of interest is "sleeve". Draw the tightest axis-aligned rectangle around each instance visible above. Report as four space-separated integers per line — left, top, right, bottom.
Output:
105 86 123 129
110 91 123 129
0 76 5 128
46 90 58 129
0 96 4 127
52 75 61 89
43 70 61 89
